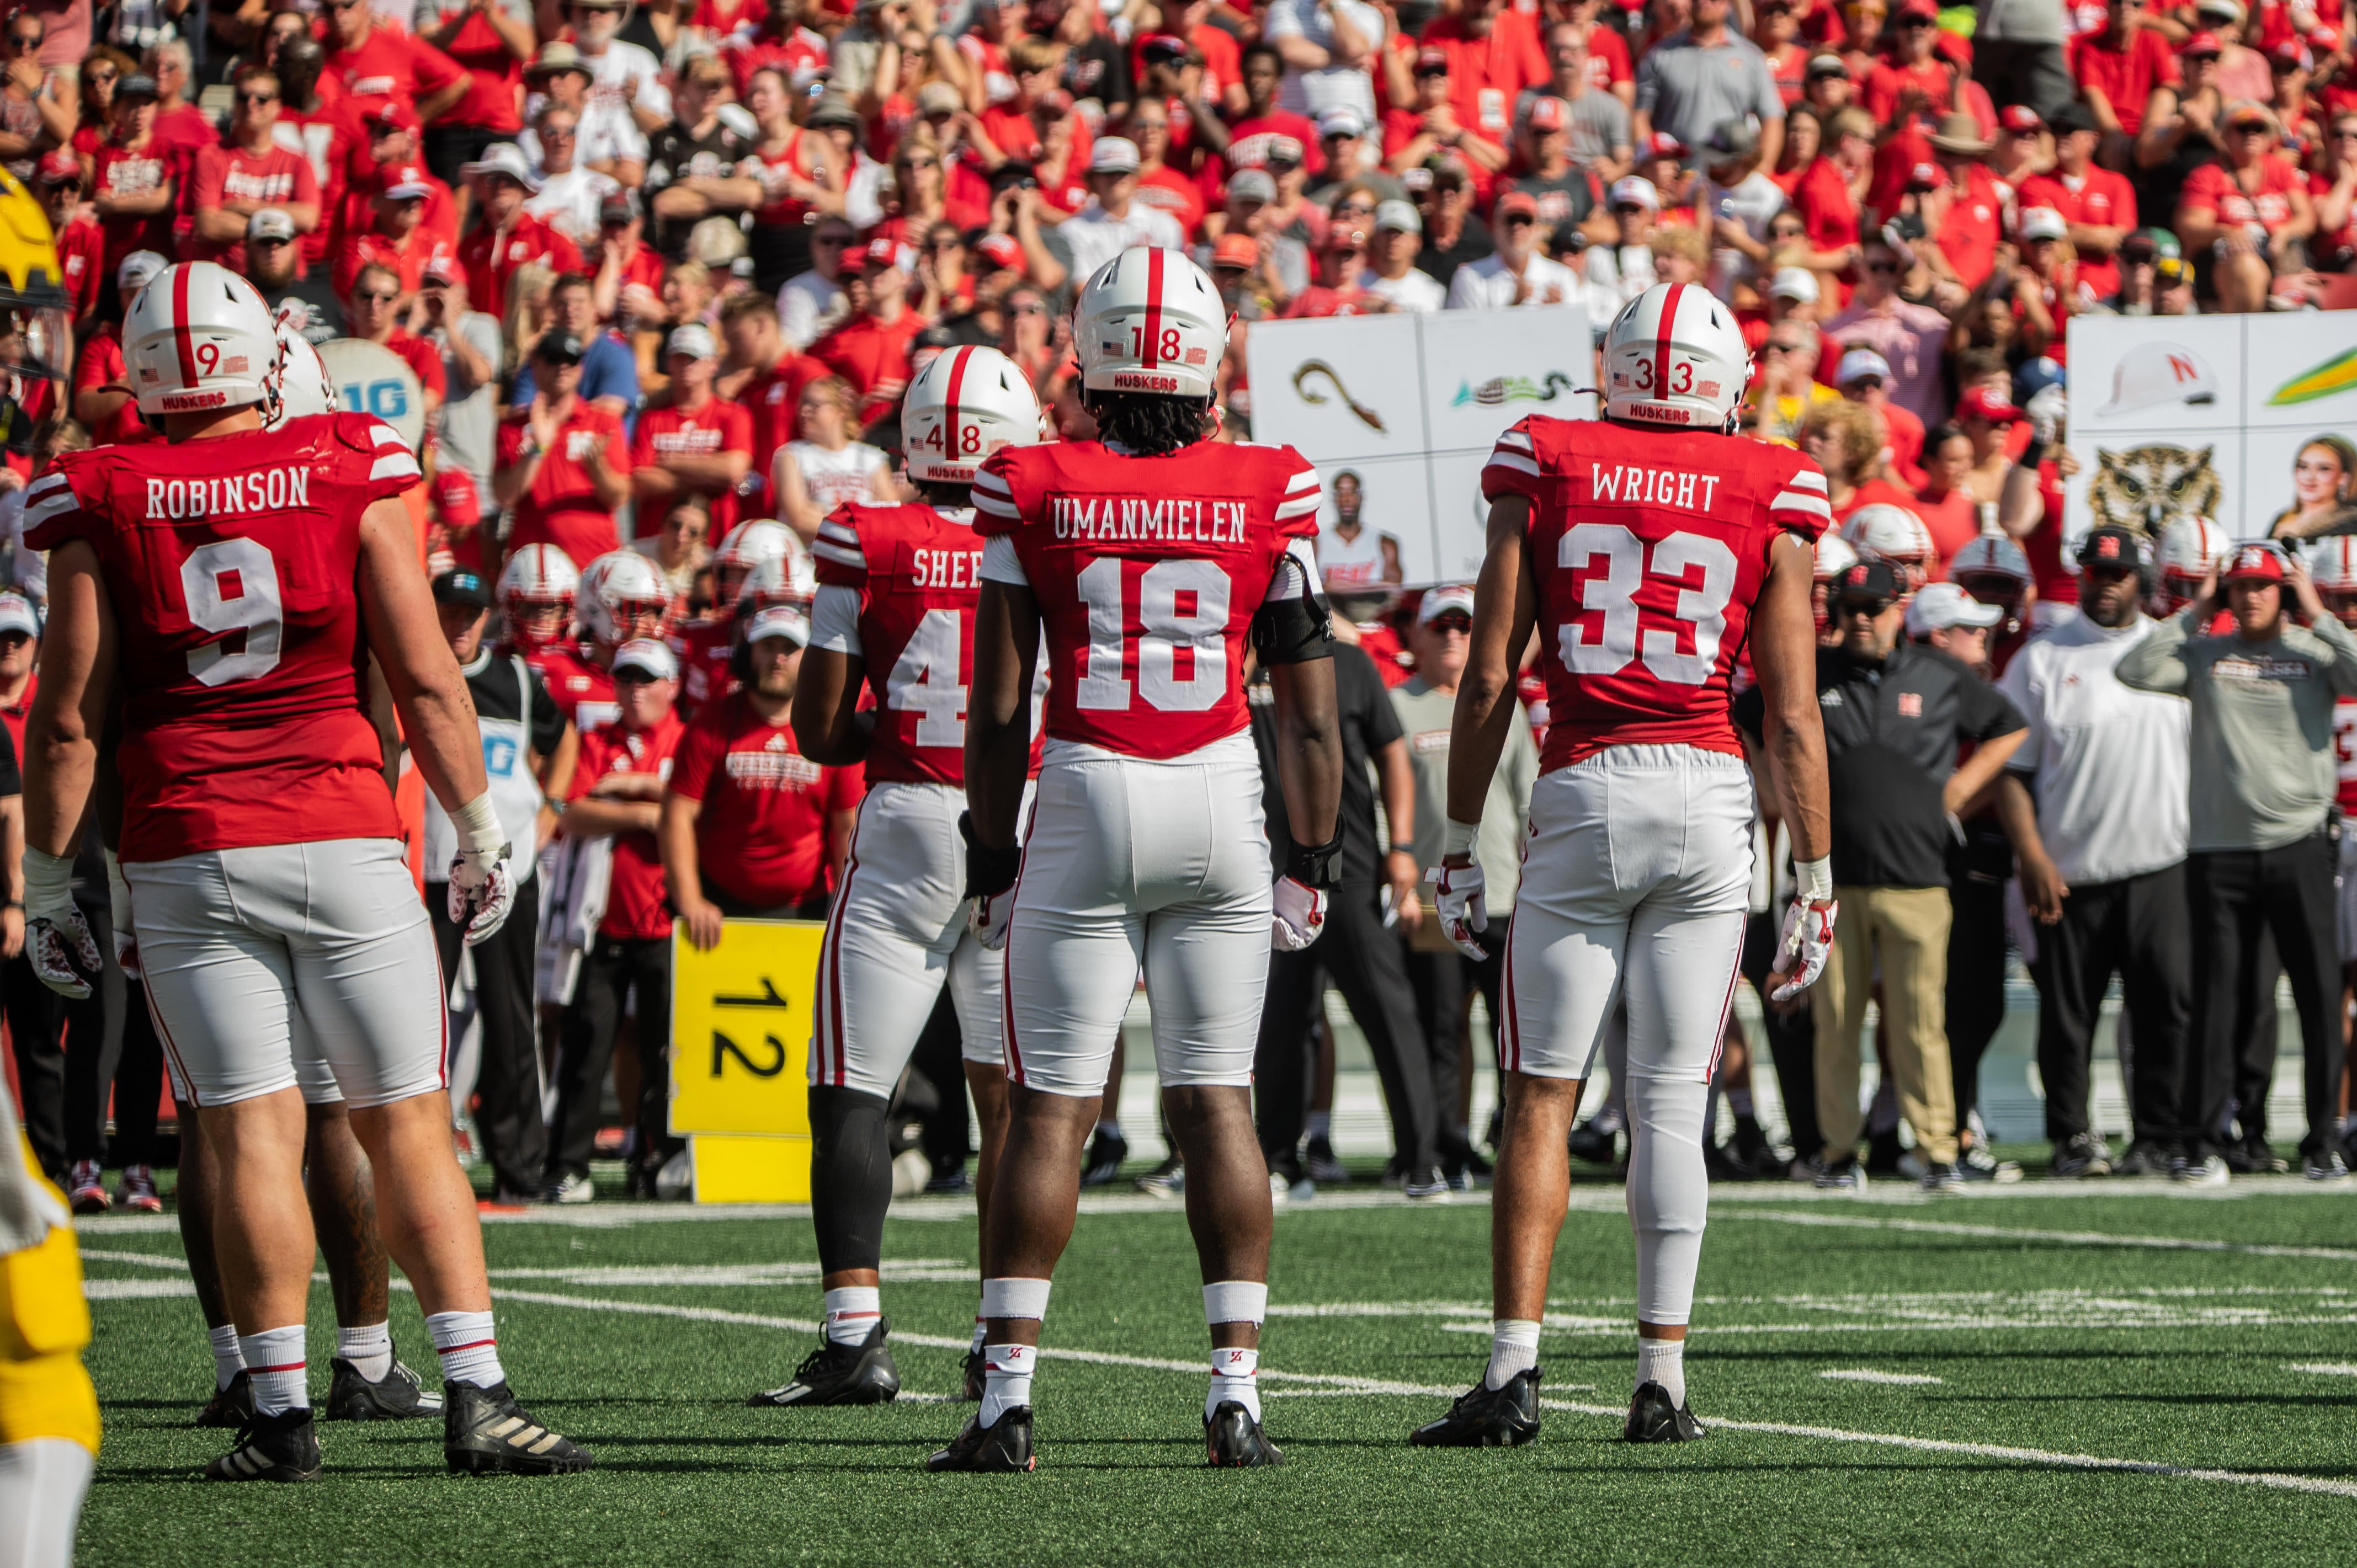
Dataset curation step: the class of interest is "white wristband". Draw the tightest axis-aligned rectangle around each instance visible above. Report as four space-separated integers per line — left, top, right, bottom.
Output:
1444 818 1482 858
454 792 508 858
22 846 74 921
1796 854 1834 905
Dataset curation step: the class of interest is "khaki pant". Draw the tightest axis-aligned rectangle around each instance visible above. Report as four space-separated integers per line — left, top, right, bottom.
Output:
1811 885 1958 1165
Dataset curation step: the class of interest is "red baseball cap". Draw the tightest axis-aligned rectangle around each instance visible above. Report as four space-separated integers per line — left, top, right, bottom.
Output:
973 232 1023 270
2270 39 2310 67
432 467 482 532
1211 233 1259 268
857 238 902 271
2310 24 2342 51
1999 104 2042 133
1528 95 1568 132
368 100 421 135
1957 385 2024 423
1494 189 1540 220
1641 130 1686 159
1895 0 1938 20
34 148 78 185
1414 47 1450 73
2182 30 2225 56
1907 159 1940 189
379 164 435 200
2226 543 2285 582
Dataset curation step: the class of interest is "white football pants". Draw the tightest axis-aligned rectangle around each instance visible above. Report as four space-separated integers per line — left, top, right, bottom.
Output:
126 838 446 1110
1004 734 1271 1097
812 781 1015 1098
1502 745 1753 1326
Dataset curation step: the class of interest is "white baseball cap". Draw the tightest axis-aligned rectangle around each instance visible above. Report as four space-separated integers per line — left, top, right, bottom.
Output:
1416 585 1477 624
1608 176 1661 212
2018 206 2068 243
1837 347 1894 385
0 591 38 638
1088 137 1141 174
667 323 717 361
1316 105 1367 139
118 250 167 291
1769 266 1819 303
611 638 679 681
460 141 542 192
747 604 810 647
1904 581 2003 637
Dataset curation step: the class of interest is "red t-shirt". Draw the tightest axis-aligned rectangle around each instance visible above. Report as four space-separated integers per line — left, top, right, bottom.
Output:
1876 399 1928 490
273 97 368 271
188 143 322 272
457 212 583 317
381 329 450 402
2179 156 2306 236
324 24 468 125
739 353 832 515
496 406 630 568
1912 485 1981 562
1220 109 1324 182
430 5 528 132
1933 162 2007 289
2066 28 2179 136
56 215 104 321
810 311 928 424
333 225 460 301
1281 284 1388 318
667 691 861 906
2016 167 2137 300
20 414 421 862
92 140 176 276
567 711 687 939
1420 9 1551 143
1865 57 1959 131
631 399 756 532
1136 166 1207 236
525 642 621 735
1794 154 1861 253
71 329 142 447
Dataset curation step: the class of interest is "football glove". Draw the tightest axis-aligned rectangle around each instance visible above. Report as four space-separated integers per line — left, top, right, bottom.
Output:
1770 898 1839 1001
448 845 517 947
960 811 1020 952
1270 876 1327 951
24 846 101 1000
1428 861 1489 961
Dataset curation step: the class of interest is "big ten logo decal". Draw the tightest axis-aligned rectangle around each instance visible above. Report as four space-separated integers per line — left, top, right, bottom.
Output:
482 734 519 778
709 977 792 1080
340 378 411 422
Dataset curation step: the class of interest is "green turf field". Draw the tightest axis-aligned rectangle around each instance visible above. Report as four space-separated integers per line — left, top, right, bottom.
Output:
70 1167 2357 1567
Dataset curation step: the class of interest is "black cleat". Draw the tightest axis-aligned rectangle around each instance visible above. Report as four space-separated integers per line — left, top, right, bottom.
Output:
927 1405 1036 1471
204 1406 321 1481
1080 1128 1130 1187
1409 1367 1542 1447
1205 1400 1284 1468
196 1370 256 1428
961 1347 986 1402
444 1380 594 1475
323 1356 444 1421
1624 1381 1706 1443
748 1318 902 1406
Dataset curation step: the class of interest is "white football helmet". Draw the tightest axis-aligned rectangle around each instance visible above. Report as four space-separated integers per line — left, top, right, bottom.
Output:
1813 532 1859 582
735 550 815 613
125 262 283 417
268 323 338 427
2151 514 2231 611
2308 534 2357 593
1949 532 2035 636
1073 247 1225 401
578 550 672 647
499 543 581 650
903 345 1044 484
1602 281 1751 432
1843 503 1938 588
714 518 793 583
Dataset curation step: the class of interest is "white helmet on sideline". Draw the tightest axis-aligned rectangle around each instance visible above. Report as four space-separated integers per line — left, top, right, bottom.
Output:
903 345 1042 483
735 548 814 612
1843 503 1938 587
2309 535 2357 593
269 323 337 426
577 550 671 647
499 543 581 650
713 519 794 598
1073 247 1224 401
2152 515 2231 610
1813 532 1859 582
125 262 282 417
1601 282 1751 432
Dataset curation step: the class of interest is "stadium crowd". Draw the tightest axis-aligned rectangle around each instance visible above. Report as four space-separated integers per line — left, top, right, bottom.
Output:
2 0 2356 1207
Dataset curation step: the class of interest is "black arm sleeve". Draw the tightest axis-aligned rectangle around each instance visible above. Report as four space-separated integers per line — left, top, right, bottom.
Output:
0 716 19 797
1730 682 1767 745
527 671 568 758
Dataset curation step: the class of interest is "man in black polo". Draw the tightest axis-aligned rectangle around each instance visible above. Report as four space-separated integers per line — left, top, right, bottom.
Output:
1736 559 2029 1191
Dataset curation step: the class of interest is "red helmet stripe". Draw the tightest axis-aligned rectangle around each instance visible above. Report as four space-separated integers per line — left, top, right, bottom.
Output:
1654 281 1685 402
171 265 200 391
943 345 974 463
1142 247 1165 370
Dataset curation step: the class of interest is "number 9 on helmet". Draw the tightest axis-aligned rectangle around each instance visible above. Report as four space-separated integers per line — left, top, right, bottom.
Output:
1602 282 1752 433
124 261 284 418
903 345 1043 483
1072 247 1225 402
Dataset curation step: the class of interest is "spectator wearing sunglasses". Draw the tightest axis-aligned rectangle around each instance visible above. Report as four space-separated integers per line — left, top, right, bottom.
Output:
0 12 68 185
1445 188 1574 306
778 217 858 350
1823 237 1952 425
525 104 625 249
345 262 450 420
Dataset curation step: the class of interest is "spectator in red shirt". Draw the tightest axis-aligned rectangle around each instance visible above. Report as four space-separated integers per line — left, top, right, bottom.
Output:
1127 97 1207 234
333 164 461 301
2073 0 2182 147
1420 0 1552 148
416 0 536 188
2017 100 2137 298
590 190 668 318
715 292 828 515
633 323 757 532
664 605 861 939
187 70 323 273
1386 47 1511 186
1837 345 1929 490
321 0 469 129
1795 103 1874 254
1223 42 1324 183
350 105 464 250
145 39 221 163
1283 222 1391 317
811 239 927 425
38 151 103 328
346 262 450 417
494 330 634 569
547 636 690 1201
1866 0 1961 131
2177 99 2315 310
89 72 174 280
70 250 163 446
1922 112 2005 287
457 141 584 320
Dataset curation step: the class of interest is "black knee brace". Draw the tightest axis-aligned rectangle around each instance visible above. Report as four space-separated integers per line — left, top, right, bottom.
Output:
808 1085 895 1275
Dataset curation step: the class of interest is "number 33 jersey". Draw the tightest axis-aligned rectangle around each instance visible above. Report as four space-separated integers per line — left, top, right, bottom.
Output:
23 413 423 862
1483 415 1831 773
973 439 1322 760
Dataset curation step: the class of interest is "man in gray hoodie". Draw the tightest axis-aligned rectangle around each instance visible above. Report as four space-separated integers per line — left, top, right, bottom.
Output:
2117 542 2357 1182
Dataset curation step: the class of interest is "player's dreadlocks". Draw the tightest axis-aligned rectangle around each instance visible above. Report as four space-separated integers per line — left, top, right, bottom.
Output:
916 480 973 507
1084 390 1217 456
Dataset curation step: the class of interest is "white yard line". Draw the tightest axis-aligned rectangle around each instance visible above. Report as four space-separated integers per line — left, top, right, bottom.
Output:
1819 1370 1945 1386
2288 1363 2357 1377
1723 1208 2357 1261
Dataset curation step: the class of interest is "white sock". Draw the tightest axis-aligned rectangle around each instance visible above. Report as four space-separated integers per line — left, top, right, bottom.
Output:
427 1309 506 1389
336 1322 392 1383
1485 1319 1541 1390
1209 1347 1260 1421
237 1325 307 1415
968 1315 987 1355
1305 1111 1332 1142
1637 1336 1686 1407
822 1286 882 1347
209 1324 246 1391
980 1343 1034 1425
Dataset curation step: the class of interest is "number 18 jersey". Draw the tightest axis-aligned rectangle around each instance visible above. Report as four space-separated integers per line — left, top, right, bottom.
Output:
972 438 1321 760
23 412 423 862
1482 415 1831 773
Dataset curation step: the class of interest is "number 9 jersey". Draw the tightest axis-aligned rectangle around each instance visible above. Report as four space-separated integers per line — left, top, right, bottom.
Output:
971 439 1323 758
1482 414 1831 774
21 412 424 863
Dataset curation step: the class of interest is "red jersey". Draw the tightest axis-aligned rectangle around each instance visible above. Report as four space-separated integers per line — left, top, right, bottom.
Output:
2333 698 2357 815
810 311 927 423
1864 57 1959 130
567 711 687 938
380 330 449 402
333 225 461 302
1481 414 1832 772
495 406 629 568
741 353 831 514
2179 157 2306 236
21 414 421 862
666 617 736 720
2066 27 2178 136
458 214 583 324
92 140 176 276
668 691 861 906
972 437 1322 760
187 142 322 271
56 215 105 322
324 24 467 124
2016 167 2136 299
273 99 368 271
722 18 831 98
432 5 529 132
71 330 142 448
810 501 997 787
525 641 621 735
1420 9 1550 141
631 399 755 533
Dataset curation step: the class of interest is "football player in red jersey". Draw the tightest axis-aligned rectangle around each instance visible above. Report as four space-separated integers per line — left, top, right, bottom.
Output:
940 249 1344 1473
533 550 671 737
1408 283 1836 1449
497 542 582 656
743 346 1043 1412
670 519 800 718
17 263 589 1481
